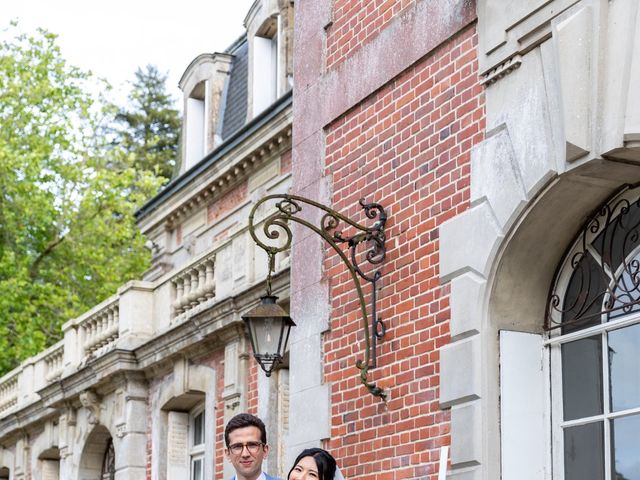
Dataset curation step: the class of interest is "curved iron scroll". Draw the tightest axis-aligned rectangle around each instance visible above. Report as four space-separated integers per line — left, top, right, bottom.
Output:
249 194 387 400
546 184 640 331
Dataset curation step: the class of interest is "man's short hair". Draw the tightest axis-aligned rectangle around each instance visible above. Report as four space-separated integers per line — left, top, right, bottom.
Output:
224 413 267 446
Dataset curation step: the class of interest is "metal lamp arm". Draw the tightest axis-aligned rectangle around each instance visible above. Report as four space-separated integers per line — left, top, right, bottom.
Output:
248 194 387 400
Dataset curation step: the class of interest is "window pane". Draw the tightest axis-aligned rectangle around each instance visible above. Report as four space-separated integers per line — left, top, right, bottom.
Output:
562 336 603 421
609 324 640 412
193 411 204 446
564 422 604 480
191 458 203 480
612 414 640 480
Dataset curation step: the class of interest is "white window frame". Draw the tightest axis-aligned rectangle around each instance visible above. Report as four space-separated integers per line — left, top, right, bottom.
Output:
546 190 640 480
252 16 280 115
184 81 209 171
189 404 206 480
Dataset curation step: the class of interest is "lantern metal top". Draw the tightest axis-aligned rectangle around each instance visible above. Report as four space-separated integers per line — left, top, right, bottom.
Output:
241 295 295 326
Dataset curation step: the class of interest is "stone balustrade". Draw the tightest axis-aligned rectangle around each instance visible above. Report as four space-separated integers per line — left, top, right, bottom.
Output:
0 223 288 416
43 342 64 383
0 371 19 415
79 297 120 359
171 251 216 318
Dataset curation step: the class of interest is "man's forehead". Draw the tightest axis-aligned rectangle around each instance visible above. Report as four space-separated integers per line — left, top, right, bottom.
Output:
228 425 262 442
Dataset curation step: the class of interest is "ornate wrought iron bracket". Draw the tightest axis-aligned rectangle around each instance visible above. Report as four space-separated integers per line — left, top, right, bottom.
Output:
248 194 388 400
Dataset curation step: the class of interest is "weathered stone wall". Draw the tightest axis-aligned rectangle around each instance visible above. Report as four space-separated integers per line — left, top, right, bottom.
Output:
440 1 640 479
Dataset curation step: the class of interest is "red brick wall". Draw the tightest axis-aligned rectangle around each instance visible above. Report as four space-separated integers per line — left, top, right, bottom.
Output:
323 25 483 479
208 181 248 224
246 356 259 415
326 0 415 70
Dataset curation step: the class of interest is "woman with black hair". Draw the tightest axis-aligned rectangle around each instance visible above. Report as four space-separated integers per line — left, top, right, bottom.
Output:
287 448 345 480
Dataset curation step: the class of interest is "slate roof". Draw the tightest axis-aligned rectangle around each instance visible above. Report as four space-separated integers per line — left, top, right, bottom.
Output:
220 37 248 140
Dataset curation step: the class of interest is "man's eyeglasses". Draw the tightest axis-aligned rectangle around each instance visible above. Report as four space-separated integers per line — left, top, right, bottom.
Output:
227 441 264 455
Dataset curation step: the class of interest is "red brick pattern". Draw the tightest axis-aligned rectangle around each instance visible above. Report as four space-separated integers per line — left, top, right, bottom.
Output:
323 26 483 479
208 181 248 224
247 354 259 415
326 0 415 70
281 149 292 174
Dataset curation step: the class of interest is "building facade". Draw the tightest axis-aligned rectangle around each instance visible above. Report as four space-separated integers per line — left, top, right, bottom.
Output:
2 0 640 479
290 0 640 479
0 1 294 479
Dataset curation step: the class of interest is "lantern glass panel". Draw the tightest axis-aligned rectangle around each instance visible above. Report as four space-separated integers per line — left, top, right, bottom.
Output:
250 316 285 357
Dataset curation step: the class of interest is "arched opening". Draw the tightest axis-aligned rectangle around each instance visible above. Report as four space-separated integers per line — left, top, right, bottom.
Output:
545 184 640 480
78 425 114 480
0 467 9 480
486 173 640 478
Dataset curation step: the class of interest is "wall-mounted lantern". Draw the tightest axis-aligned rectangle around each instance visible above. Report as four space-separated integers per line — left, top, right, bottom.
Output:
242 295 295 377
244 194 388 400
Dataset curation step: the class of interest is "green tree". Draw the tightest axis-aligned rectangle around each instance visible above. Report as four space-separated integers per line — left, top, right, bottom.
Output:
113 65 181 182
0 25 163 373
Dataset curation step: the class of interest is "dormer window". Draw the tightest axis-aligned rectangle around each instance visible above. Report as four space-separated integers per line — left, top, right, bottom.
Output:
253 17 280 115
185 81 208 171
178 54 233 175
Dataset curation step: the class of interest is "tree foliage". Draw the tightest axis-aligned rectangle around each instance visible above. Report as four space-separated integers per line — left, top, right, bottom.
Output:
0 25 164 373
112 64 181 182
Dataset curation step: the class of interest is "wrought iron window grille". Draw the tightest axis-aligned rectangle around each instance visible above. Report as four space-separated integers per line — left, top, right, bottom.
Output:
546 184 640 331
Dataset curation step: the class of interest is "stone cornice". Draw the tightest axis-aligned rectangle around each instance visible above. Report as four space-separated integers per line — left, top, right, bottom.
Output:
0 269 289 440
164 125 292 230
136 92 292 233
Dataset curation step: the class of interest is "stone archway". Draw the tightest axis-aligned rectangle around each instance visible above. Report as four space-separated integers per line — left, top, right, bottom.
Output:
78 425 113 480
439 1 640 477
0 467 8 480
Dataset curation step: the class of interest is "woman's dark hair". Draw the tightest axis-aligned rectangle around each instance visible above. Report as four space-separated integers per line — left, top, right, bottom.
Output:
287 448 336 480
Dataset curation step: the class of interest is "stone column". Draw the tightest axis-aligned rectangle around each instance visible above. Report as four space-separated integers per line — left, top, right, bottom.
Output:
114 377 148 480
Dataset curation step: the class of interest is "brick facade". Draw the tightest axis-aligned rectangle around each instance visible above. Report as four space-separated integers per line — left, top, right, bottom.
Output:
326 0 415 70
324 26 483 479
293 0 482 478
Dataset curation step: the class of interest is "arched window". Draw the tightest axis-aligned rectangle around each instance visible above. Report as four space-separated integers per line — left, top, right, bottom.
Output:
547 185 640 480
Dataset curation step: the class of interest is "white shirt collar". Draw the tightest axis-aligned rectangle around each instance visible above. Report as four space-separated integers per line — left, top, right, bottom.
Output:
235 473 266 480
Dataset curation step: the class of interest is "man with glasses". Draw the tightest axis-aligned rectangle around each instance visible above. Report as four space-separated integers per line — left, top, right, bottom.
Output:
225 413 282 480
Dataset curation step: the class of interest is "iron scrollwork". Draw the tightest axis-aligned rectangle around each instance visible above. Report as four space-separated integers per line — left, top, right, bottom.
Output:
546 184 640 331
249 194 388 400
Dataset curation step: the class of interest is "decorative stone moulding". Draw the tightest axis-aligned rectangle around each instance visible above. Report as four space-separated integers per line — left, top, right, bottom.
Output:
164 127 292 230
478 0 581 79
480 55 522 86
